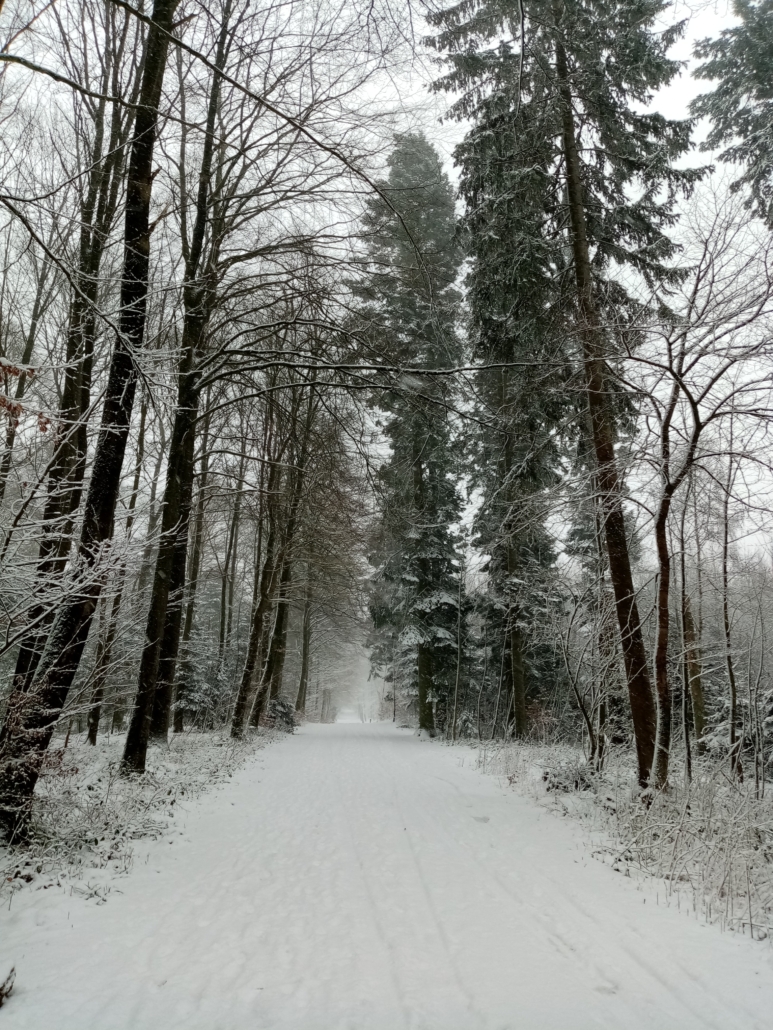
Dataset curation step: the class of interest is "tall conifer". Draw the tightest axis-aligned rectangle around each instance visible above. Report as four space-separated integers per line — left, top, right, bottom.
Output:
362 135 463 735
430 0 701 783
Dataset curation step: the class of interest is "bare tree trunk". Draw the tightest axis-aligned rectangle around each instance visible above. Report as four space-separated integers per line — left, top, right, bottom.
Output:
294 582 312 715
180 395 212 652
417 641 435 735
722 459 742 780
680 494 706 755
11 27 140 692
123 371 198 765
451 556 463 740
0 251 54 505
122 6 232 770
509 621 527 739
87 395 147 744
0 0 181 840
225 451 246 650
555 36 656 787
653 496 675 788
264 558 293 703
137 425 167 597
218 462 245 658
230 464 282 738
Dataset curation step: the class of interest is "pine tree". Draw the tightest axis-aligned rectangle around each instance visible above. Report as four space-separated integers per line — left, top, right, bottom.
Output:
454 76 568 740
693 0 773 223
362 134 464 736
430 0 702 784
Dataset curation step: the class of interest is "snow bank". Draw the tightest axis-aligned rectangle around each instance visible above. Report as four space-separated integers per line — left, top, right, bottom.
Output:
0 729 274 906
472 740 773 941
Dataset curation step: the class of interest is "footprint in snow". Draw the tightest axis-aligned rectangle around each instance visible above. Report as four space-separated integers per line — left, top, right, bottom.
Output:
473 816 490 823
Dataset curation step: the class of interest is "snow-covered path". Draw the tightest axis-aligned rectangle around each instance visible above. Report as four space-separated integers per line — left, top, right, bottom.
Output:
2 722 773 1029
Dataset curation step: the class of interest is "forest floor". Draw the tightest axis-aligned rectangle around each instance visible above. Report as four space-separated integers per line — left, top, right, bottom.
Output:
1 721 773 1029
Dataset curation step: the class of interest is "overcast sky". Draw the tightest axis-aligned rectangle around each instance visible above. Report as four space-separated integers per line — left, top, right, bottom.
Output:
655 0 736 124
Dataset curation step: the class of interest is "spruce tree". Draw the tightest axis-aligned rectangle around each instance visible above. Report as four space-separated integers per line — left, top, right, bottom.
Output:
693 0 773 223
430 0 701 784
362 134 464 736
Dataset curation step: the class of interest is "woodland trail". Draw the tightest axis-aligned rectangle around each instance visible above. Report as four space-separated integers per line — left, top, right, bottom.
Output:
2 722 773 1029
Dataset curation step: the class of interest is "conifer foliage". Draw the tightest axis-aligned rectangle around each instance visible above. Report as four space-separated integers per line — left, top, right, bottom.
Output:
428 0 702 784
362 135 464 735
693 0 773 223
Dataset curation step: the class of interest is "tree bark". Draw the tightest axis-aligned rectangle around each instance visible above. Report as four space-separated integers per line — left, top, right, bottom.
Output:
264 557 293 703
294 584 312 714
682 595 706 752
555 35 657 787
722 461 742 779
122 6 232 770
230 465 282 738
123 373 198 767
87 396 147 745
179 396 212 654
417 641 435 735
679 489 706 754
653 495 674 788
0 251 54 505
509 623 527 739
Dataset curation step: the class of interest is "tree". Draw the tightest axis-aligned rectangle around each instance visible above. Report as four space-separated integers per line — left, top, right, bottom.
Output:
430 0 702 785
693 0 773 224
363 134 463 736
0 0 181 839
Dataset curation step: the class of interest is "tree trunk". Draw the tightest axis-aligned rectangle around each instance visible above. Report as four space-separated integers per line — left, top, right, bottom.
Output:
218 467 245 658
87 396 147 745
10 28 140 691
722 462 742 780
556 36 657 787
230 477 282 738
0 0 181 841
123 375 198 768
294 585 312 715
682 595 706 752
225 454 245 650
676 489 705 760
0 252 53 505
238 390 314 733
509 623 527 739
179 400 212 653
122 7 232 770
265 558 293 702
451 560 463 741
653 494 674 788
87 588 121 746
417 642 435 735
149 500 192 740
250 500 302 727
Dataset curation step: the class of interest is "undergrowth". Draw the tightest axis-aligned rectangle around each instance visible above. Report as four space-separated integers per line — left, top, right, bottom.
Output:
0 728 272 905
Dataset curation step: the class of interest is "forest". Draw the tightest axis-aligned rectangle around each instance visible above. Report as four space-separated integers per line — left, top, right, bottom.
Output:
1 0 773 970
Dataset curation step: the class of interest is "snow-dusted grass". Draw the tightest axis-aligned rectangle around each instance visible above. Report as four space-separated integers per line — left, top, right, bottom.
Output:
474 741 773 940
0 728 274 905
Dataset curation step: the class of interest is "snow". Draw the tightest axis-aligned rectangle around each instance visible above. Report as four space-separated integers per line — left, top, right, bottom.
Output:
2 722 773 1029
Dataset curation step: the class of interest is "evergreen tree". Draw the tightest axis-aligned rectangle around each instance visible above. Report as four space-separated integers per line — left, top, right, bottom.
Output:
693 0 773 223
362 134 464 736
430 0 701 784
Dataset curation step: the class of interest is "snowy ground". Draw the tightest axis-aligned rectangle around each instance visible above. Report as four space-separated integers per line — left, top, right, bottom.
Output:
2 722 773 1029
